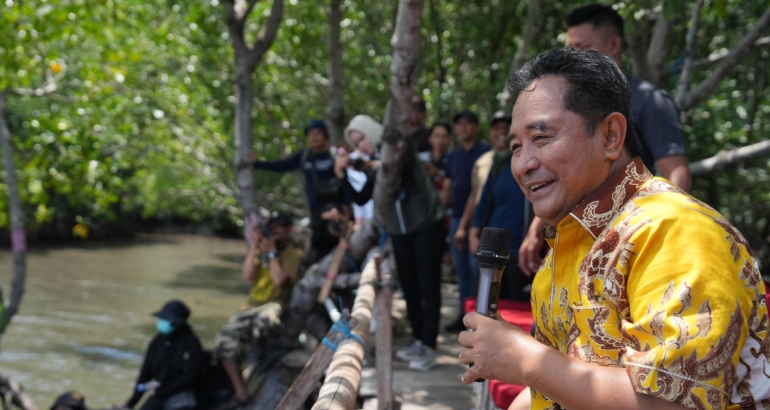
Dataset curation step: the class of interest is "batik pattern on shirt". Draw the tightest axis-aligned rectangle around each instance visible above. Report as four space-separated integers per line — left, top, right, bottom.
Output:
529 157 769 410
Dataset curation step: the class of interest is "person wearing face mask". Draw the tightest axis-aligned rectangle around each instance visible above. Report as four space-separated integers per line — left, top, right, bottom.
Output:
123 300 202 410
334 115 446 371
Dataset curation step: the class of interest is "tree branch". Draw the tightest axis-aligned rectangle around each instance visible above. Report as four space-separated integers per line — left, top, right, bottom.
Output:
223 0 250 55
679 7 770 111
690 140 770 177
247 0 284 70
499 0 539 109
683 36 770 72
9 70 57 97
674 0 705 107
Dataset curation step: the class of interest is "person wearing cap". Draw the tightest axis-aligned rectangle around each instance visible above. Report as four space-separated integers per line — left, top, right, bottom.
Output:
124 300 202 410
441 109 491 332
518 5 692 278
410 96 433 153
212 212 302 405
252 119 350 260
342 115 383 230
51 391 87 410
334 115 446 371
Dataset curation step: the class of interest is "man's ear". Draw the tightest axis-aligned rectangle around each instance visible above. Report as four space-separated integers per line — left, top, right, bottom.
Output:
601 112 626 161
608 34 622 57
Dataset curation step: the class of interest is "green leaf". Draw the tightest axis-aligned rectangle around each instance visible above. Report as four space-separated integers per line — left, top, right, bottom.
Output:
715 0 728 19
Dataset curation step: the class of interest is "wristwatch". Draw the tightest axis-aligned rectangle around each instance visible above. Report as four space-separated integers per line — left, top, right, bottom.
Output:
266 251 277 261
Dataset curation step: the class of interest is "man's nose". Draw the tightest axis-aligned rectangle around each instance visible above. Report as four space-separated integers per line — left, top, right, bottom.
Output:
511 145 540 177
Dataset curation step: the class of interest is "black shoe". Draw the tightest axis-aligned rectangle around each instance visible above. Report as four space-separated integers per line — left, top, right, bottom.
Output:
444 315 466 332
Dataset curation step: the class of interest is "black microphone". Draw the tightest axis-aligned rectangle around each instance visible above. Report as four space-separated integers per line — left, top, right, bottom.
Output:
470 227 510 382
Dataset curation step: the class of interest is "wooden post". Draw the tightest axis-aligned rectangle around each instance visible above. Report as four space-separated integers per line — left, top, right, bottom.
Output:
311 257 378 410
276 317 359 410
374 255 393 410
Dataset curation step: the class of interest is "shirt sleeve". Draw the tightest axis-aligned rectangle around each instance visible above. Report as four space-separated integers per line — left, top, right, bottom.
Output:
621 207 761 408
253 150 303 172
471 173 494 229
638 89 686 161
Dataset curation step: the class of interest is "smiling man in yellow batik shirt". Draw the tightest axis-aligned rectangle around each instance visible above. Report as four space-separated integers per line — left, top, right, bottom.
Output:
457 48 769 410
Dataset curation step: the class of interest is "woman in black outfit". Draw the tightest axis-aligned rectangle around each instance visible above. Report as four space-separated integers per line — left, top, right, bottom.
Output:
336 118 446 371
124 300 203 410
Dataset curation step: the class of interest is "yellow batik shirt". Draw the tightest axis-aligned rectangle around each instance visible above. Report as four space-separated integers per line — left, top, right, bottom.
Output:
530 158 770 410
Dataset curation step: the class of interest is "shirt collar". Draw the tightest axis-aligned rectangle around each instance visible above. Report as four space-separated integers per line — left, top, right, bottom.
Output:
566 157 652 239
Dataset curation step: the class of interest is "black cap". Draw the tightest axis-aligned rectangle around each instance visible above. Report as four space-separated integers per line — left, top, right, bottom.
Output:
490 110 512 126
152 300 190 325
267 211 293 227
304 119 329 139
453 109 479 124
50 392 87 410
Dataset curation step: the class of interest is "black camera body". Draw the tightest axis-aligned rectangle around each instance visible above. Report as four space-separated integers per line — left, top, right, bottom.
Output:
352 158 367 171
260 224 272 237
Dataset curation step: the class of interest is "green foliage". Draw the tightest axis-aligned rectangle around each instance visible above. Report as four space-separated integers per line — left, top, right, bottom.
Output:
1 0 769 265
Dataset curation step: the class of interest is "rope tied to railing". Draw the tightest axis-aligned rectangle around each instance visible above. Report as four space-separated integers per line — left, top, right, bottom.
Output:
322 299 366 352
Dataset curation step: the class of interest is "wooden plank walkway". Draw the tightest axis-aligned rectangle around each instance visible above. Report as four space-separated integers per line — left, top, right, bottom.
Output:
362 283 475 410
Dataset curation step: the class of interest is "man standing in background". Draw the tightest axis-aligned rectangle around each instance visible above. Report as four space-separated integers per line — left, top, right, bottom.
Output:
442 110 490 332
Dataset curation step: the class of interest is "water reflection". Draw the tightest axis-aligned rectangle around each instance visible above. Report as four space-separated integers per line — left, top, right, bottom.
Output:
0 234 247 408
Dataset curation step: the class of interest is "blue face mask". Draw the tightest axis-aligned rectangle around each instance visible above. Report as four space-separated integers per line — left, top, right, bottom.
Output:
156 318 174 334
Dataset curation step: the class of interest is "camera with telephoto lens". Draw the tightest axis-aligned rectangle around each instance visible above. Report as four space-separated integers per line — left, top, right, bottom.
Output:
259 224 272 237
329 221 344 233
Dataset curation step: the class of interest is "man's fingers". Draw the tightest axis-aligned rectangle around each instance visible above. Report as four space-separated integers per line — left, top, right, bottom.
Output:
461 366 481 385
463 312 481 329
458 329 474 348
458 346 473 364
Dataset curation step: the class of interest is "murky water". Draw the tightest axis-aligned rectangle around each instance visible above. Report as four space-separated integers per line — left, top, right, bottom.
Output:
0 234 248 409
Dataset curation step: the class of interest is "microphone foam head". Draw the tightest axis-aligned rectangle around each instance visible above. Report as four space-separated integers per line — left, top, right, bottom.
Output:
478 227 510 268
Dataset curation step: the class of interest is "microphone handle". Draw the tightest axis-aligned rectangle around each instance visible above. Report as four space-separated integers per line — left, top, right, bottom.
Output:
470 266 505 382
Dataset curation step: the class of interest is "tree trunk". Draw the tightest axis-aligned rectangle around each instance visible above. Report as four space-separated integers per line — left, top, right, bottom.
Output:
373 0 425 224
224 0 285 230
0 92 27 338
627 18 652 82
234 63 260 227
690 140 770 177
326 0 345 146
498 0 539 110
645 11 674 87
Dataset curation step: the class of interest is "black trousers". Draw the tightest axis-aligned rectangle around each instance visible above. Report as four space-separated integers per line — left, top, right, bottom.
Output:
391 221 445 349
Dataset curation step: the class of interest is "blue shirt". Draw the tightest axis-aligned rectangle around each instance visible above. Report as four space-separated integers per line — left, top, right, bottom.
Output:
626 73 686 170
254 148 349 210
445 141 490 217
471 159 527 257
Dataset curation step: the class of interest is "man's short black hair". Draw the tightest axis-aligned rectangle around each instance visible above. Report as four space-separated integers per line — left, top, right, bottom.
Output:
507 47 642 157
566 4 624 37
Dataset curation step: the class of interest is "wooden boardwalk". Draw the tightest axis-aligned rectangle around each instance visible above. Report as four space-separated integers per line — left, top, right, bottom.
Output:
362 283 476 410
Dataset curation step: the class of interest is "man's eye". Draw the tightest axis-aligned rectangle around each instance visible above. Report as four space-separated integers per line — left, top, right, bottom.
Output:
511 144 522 153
